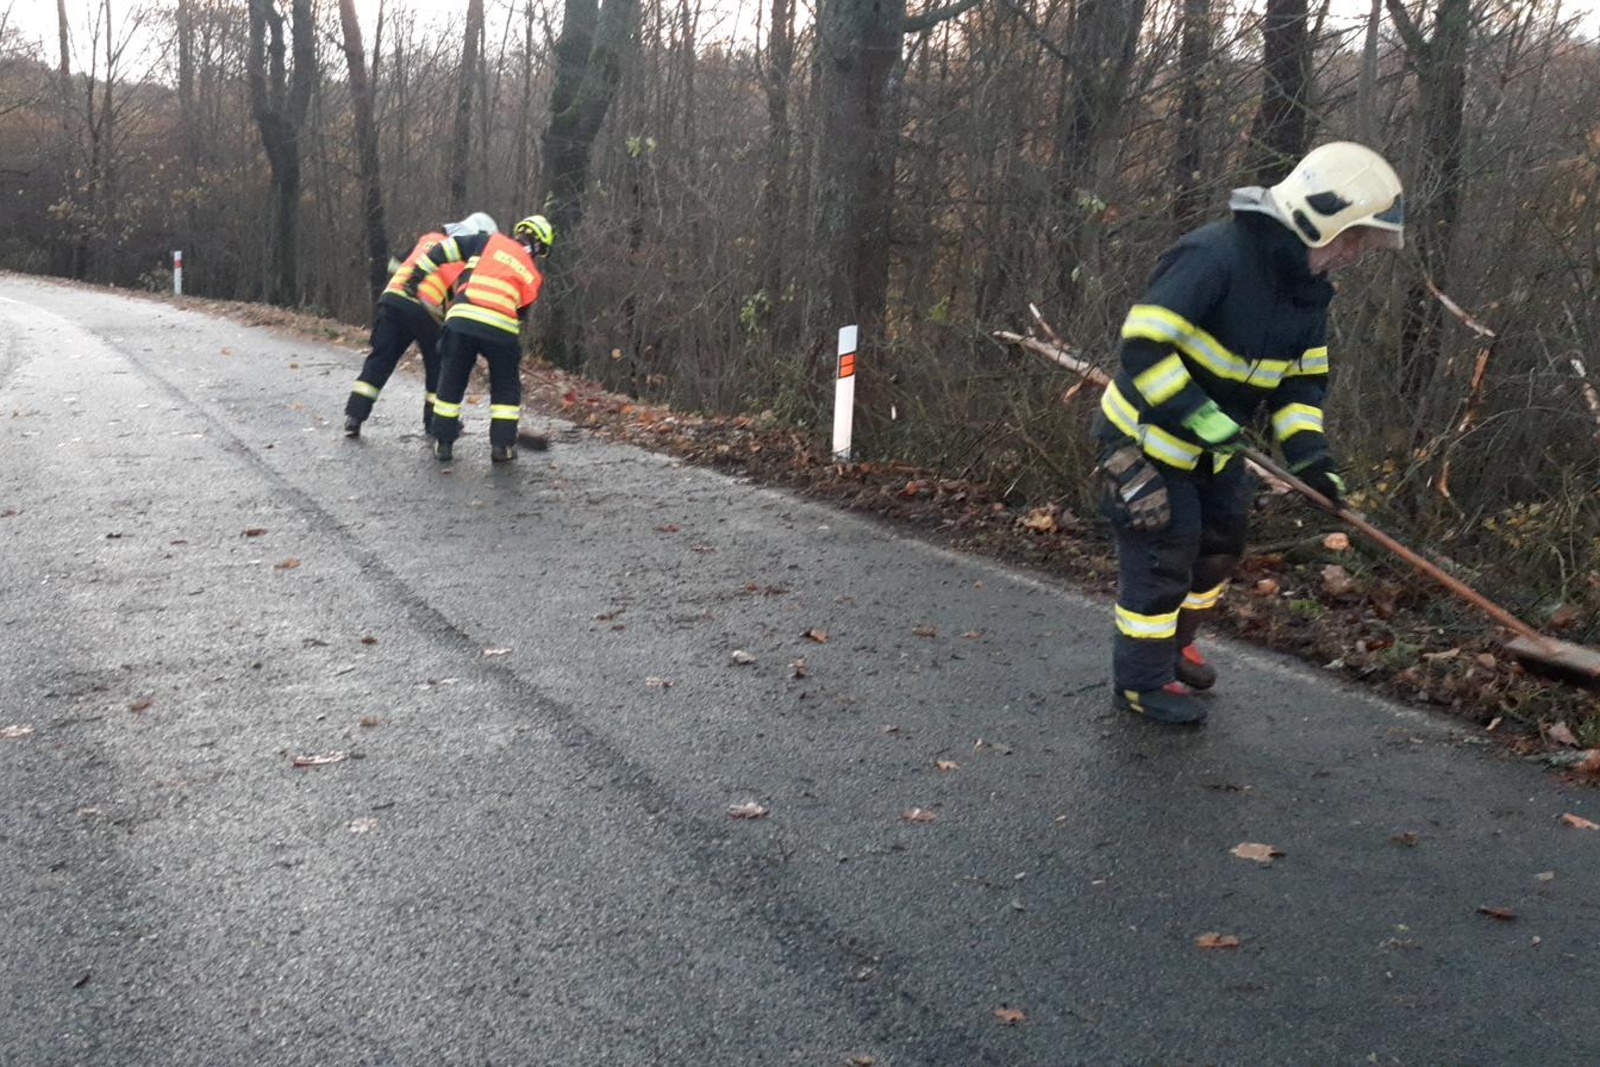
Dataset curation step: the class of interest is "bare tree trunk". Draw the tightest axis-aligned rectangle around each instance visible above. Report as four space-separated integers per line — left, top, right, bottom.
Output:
1172 0 1212 231
339 0 389 304
448 0 483 215
246 0 316 307
759 0 794 339
538 0 641 369
1246 0 1313 183
1388 0 1469 412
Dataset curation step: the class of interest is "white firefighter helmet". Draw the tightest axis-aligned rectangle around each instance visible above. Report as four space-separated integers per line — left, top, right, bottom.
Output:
1268 142 1404 250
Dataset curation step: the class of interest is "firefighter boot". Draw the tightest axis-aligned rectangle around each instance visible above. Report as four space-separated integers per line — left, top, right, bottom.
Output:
343 416 362 438
1175 644 1217 691
433 438 453 462
491 443 517 463
1114 682 1207 725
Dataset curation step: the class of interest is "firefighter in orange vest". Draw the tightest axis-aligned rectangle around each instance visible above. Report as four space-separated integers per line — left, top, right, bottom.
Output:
403 214 552 463
342 212 498 438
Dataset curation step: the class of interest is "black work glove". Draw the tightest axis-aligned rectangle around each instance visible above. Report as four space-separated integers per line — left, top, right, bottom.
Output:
1292 454 1346 509
1098 444 1171 533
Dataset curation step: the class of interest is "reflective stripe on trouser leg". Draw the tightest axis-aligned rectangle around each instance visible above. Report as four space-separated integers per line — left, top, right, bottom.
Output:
1110 456 1204 692
347 300 428 419
481 333 525 447
1175 582 1227 649
345 379 380 420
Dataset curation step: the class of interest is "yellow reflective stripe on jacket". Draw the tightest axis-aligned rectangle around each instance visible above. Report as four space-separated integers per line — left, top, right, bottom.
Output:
1271 402 1324 441
445 304 520 334
351 381 380 399
489 404 520 421
1122 304 1295 387
1116 603 1179 639
1101 383 1203 471
1132 352 1193 406
433 400 463 419
1182 582 1228 612
1289 346 1328 375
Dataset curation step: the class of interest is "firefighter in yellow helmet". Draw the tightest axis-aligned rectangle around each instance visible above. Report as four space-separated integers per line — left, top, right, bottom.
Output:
404 214 553 462
1095 142 1403 724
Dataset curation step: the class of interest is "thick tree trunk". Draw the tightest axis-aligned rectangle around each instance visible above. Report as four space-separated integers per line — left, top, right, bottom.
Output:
338 0 389 305
537 0 640 370
1246 0 1312 184
759 0 795 340
1172 0 1212 231
448 0 483 215
246 0 315 307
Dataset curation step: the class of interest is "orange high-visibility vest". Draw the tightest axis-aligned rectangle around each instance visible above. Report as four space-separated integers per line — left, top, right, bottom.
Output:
382 233 465 316
445 233 544 336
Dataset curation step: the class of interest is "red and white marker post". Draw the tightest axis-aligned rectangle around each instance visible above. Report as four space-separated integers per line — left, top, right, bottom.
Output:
173 250 183 295
832 324 857 461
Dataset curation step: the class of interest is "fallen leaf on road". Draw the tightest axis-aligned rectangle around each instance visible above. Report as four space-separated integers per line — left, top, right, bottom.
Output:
1230 842 1284 864
655 523 680 533
802 628 829 643
292 752 348 767
961 630 983 638
644 676 675 687
360 636 377 645
992 1007 1026 1025
348 818 377 833
358 716 381 728
482 648 511 657
911 625 938 638
1547 721 1581 747
727 801 768 819
243 528 267 537
1477 905 1517 921
1020 507 1057 533
1322 532 1350 552
846 1056 875 1066
901 807 938 823
1195 933 1241 949
129 698 153 713
1390 831 1420 847
1 725 33 739
274 558 301 570
934 760 960 772
730 649 756 665
1559 813 1599 830
789 659 808 679
1536 871 1556 882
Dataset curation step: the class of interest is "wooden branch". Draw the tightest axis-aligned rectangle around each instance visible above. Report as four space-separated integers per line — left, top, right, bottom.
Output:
1426 278 1497 338
904 0 984 34
1570 356 1600 446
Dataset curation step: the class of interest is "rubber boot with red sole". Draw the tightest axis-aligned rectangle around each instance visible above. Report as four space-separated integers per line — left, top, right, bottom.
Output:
1114 681 1207 725
1175 644 1217 691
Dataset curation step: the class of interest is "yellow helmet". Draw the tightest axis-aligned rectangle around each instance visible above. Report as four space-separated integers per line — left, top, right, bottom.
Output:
513 215 555 250
1268 142 1404 249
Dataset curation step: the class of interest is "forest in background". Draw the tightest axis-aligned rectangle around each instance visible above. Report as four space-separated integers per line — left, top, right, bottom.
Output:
8 0 1600 636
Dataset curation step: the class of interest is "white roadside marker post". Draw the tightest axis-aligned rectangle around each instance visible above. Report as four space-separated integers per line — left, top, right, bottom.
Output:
832 324 857 462
173 250 183 295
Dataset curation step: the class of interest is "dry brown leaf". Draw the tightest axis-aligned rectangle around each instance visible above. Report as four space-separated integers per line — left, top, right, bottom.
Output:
911 625 938 638
655 523 680 533
730 649 756 665
901 807 938 822
1549 603 1582 630
727 801 769 819
644 676 675 687
992 1007 1026 1025
1322 532 1351 552
348 818 377 834
1546 721 1580 748
1477 905 1517 921
1576 750 1600 776
1253 578 1279 596
275 558 301 570
129 697 153 713
1230 842 1284 865
1536 871 1556 882
847 1057 875 1067
1020 508 1056 533
0 725 33 739
789 659 808 679
358 716 381 728
961 630 983 639
934 760 960 772
360 635 378 645
1559 813 1599 830
1195 932 1241 949
803 628 829 643
243 527 267 537
1320 564 1355 597
1390 831 1420 847
292 751 347 767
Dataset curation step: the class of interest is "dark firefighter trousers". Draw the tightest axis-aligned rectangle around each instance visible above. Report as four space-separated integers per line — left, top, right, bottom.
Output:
430 326 523 448
344 299 442 429
1109 453 1251 692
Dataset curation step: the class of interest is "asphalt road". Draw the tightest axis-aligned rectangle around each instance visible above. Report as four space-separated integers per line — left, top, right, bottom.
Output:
2 274 1597 1067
